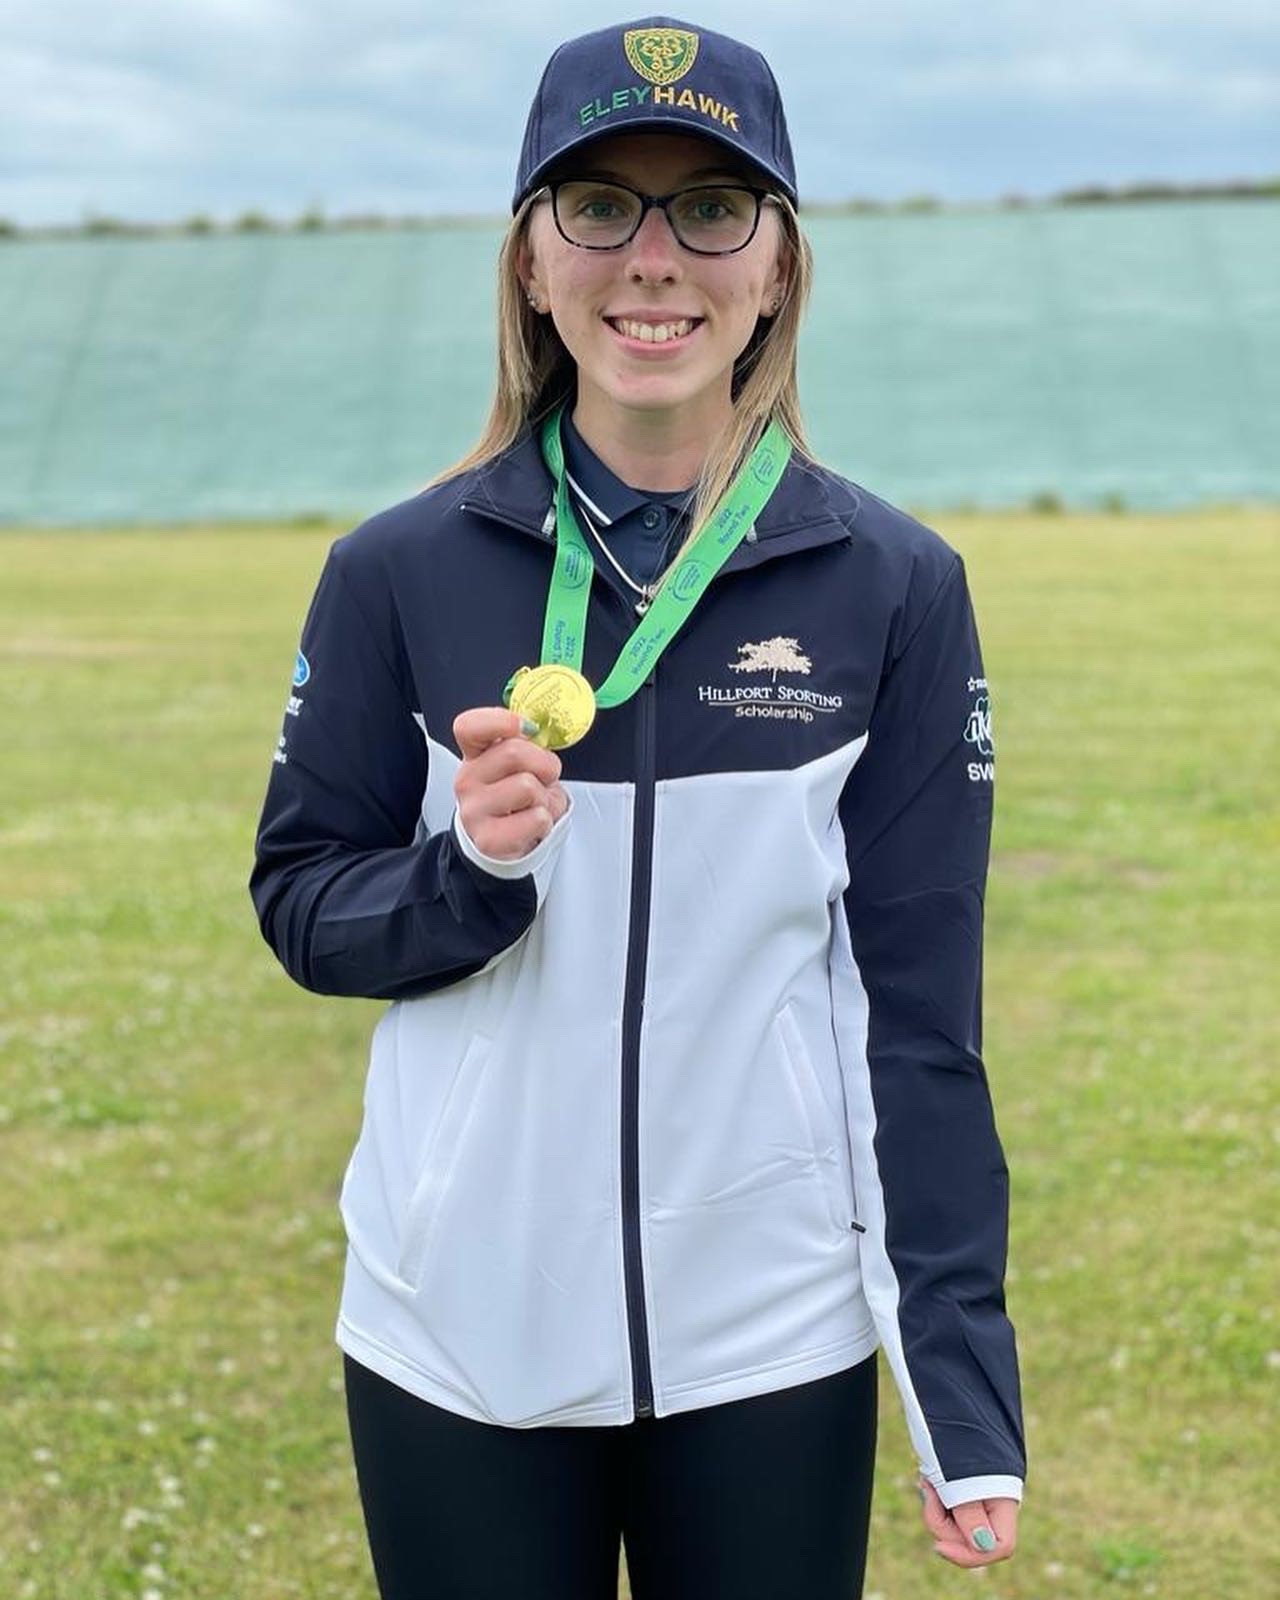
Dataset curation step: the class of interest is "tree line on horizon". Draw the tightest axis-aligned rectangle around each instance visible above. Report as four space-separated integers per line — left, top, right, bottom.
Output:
3 176 1277 241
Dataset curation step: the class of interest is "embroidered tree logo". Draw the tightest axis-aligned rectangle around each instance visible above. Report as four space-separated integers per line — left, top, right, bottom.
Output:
729 636 812 682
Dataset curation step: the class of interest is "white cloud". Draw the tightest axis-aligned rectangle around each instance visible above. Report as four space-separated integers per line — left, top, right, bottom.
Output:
900 49 1279 114
1 0 1277 224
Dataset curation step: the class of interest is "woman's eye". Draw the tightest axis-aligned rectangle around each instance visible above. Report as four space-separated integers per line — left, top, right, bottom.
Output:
675 188 747 224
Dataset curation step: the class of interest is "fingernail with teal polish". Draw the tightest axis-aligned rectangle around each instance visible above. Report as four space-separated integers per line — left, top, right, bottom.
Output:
917 1485 927 1503
519 717 540 737
972 1527 997 1552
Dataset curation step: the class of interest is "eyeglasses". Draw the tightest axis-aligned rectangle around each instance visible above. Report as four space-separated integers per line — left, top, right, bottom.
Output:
541 180 776 256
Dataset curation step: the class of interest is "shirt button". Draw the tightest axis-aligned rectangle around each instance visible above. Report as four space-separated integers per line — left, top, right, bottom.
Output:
642 508 662 529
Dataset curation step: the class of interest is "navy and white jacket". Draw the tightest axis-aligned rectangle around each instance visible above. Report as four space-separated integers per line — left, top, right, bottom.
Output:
250 419 1026 1509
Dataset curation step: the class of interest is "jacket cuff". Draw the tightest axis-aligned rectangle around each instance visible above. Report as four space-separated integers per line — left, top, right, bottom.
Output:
932 1473 1024 1510
451 792 574 896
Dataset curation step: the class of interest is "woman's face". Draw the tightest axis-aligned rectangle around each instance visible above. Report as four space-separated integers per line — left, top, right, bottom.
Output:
519 130 788 434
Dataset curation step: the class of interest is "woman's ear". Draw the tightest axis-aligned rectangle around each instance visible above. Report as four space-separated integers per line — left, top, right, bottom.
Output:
759 268 788 319
517 234 548 316
758 213 791 318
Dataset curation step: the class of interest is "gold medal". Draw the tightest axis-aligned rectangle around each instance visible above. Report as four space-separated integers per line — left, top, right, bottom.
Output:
504 663 597 750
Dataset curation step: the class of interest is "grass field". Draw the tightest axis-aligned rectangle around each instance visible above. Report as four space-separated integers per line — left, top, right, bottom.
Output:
1 510 1276 1599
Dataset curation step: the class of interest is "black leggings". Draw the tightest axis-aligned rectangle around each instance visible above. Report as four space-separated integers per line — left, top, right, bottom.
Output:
344 1350 877 1600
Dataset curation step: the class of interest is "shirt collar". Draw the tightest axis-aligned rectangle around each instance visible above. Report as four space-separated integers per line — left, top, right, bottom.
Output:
560 407 694 527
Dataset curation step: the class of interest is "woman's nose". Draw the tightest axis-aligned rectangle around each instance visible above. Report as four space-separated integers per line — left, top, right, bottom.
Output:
624 203 683 278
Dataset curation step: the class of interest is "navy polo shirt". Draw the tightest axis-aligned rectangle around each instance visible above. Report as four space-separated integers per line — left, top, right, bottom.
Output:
560 408 696 590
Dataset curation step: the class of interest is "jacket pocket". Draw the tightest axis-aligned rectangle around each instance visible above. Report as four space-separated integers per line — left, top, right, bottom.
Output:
396 1032 494 1290
775 1003 858 1239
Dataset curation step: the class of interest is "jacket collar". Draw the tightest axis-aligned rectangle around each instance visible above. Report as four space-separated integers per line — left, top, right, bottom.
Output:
459 421 859 570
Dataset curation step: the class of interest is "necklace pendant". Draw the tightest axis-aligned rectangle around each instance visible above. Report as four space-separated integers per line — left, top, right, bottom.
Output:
635 592 652 617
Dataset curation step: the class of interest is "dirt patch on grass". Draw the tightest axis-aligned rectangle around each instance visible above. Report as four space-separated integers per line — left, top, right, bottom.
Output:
3 636 149 659
994 849 1063 881
1103 860 1170 889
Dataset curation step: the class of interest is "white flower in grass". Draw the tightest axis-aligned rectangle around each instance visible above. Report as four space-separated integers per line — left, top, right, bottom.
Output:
32 1446 53 1463
142 1563 165 1581
138 1419 158 1437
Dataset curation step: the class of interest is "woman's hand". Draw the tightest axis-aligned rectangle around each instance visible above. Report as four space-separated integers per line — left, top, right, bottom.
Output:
453 707 570 861
919 1480 1019 1567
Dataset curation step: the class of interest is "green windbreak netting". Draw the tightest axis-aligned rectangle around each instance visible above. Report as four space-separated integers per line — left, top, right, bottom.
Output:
2 200 1277 525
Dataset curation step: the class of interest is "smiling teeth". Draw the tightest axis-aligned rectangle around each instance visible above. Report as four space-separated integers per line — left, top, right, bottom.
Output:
614 318 695 343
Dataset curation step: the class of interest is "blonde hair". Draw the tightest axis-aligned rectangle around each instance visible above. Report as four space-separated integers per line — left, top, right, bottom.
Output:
427 187 815 569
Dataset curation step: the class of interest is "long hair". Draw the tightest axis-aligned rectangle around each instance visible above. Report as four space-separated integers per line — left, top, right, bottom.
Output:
426 189 815 567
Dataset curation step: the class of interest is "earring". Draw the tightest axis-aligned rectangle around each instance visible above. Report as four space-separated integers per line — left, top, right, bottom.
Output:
527 291 543 312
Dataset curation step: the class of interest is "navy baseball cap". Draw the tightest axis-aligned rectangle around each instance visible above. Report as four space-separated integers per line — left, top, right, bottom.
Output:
513 17 798 213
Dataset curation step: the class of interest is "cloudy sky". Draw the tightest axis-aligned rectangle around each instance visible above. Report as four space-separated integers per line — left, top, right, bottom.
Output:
3 0 1277 225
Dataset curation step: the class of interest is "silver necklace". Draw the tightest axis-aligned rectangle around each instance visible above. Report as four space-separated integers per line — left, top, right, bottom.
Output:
569 490 666 617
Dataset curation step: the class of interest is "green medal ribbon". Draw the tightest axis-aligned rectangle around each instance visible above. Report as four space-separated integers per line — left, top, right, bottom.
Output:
530 400 792 709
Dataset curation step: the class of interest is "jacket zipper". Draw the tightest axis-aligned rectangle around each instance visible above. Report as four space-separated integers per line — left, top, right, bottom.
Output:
620 657 658 1418
464 494 660 1418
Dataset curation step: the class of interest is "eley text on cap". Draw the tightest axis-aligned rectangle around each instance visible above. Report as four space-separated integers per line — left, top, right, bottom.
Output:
513 17 798 213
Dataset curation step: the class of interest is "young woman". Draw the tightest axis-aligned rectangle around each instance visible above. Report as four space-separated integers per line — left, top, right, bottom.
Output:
251 17 1025 1598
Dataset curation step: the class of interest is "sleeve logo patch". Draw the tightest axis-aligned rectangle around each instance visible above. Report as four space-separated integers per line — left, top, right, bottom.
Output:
293 651 311 688
964 677 994 781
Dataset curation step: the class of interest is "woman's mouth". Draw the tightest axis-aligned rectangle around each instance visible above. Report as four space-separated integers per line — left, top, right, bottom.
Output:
604 315 704 349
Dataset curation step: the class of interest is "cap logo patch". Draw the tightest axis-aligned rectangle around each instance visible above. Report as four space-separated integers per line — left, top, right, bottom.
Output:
624 28 699 86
